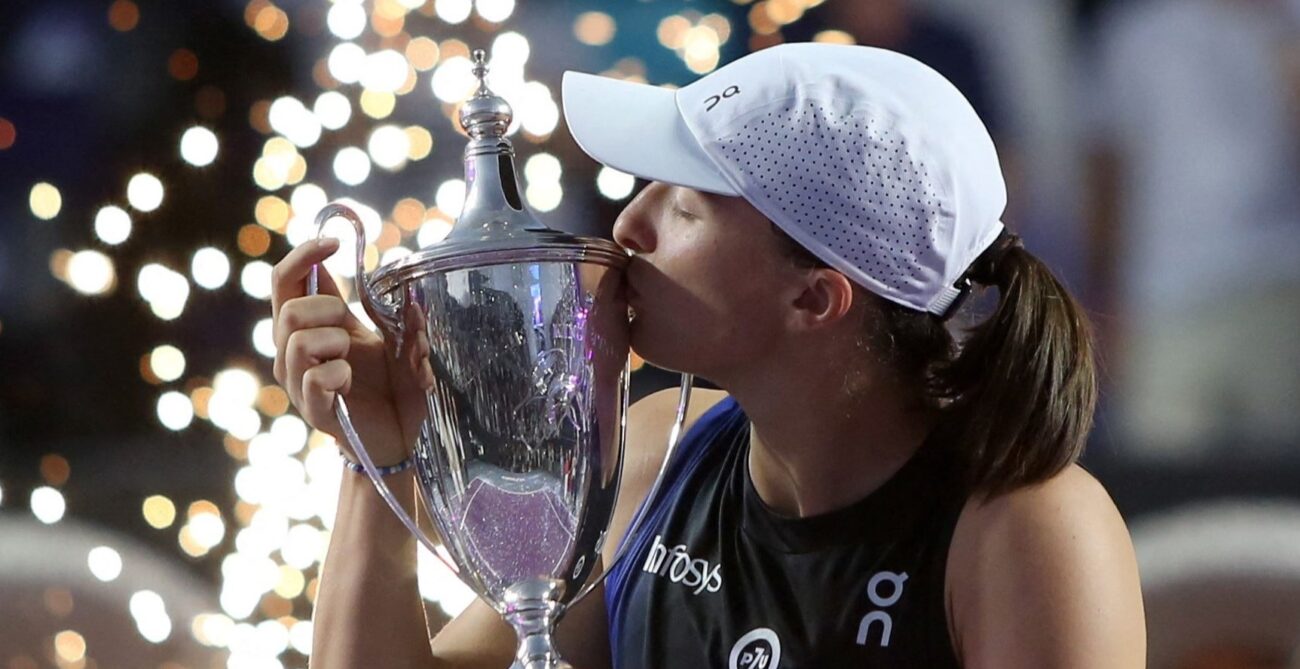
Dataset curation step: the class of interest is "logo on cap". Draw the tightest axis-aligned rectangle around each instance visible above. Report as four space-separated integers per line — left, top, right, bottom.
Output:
704 85 741 112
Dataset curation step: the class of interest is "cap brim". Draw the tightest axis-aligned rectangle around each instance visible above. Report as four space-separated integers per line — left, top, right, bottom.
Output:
561 71 738 197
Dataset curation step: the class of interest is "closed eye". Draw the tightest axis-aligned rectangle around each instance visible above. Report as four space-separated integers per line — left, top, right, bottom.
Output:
671 203 699 221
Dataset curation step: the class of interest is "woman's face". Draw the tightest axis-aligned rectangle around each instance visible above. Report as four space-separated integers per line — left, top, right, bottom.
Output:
613 182 805 378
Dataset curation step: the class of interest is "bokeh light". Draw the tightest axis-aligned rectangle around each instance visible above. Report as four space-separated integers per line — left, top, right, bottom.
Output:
53 630 87 664
435 0 472 24
29 182 62 220
270 96 322 148
574 12 616 46
158 391 195 431
524 153 561 184
359 89 397 119
94 205 133 245
435 179 466 217
406 125 434 160
476 0 516 23
431 56 476 103
66 250 116 295
314 91 352 130
406 36 440 71
241 261 274 300
137 263 190 319
0 117 15 150
107 0 139 31
143 494 178 529
168 48 200 81
87 546 124 582
367 125 410 170
150 345 186 382
252 318 276 358
181 126 220 166
597 166 635 200
326 2 366 39
328 42 367 84
251 3 290 41
813 29 855 44
193 247 232 289
127 172 165 212
333 146 372 185
129 590 172 643
361 50 409 93
31 486 66 524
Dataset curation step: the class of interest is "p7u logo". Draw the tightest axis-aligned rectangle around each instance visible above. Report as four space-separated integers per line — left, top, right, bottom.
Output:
729 627 781 669
704 85 741 111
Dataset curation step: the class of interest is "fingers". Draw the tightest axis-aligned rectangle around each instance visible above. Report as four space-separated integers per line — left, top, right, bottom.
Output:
270 237 341 326
283 326 351 406
300 358 352 430
273 295 351 387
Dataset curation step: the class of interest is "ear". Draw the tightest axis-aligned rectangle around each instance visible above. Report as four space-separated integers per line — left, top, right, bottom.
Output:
788 268 856 331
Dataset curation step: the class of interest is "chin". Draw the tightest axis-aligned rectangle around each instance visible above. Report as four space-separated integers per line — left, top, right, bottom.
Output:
628 318 720 380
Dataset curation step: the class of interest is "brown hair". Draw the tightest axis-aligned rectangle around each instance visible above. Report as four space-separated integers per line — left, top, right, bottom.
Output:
772 224 1098 497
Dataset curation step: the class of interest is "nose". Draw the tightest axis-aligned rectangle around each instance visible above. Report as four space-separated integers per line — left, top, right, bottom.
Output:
612 182 665 255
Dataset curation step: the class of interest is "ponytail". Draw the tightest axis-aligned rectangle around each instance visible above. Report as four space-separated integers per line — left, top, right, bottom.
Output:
927 237 1098 497
769 222 1098 497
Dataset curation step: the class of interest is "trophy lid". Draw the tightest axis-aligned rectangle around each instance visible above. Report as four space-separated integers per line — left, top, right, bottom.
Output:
370 49 626 293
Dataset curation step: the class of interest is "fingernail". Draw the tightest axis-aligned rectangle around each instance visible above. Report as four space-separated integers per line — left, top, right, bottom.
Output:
319 237 339 248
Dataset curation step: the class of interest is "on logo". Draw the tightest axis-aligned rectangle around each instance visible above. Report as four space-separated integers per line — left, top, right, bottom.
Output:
729 627 781 669
856 571 908 648
704 85 741 112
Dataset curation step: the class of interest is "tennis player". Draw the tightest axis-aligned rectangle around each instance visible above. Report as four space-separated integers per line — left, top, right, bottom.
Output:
272 43 1145 668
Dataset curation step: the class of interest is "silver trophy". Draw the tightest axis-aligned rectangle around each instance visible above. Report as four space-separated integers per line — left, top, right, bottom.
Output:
307 51 692 669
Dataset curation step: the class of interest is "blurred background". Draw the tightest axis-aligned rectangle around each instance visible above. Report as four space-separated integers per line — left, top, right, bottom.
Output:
1 0 1298 667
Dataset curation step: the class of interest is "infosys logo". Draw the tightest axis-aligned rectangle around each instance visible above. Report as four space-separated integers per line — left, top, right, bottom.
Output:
641 534 723 595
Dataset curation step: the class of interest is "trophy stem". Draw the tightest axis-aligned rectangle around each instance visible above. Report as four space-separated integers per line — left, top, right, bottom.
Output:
503 579 571 669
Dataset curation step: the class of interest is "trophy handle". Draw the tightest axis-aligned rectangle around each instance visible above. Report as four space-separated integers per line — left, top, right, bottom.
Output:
307 206 461 577
568 372 693 606
311 203 400 336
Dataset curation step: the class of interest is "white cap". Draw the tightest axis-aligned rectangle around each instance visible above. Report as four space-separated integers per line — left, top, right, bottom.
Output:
562 43 1007 317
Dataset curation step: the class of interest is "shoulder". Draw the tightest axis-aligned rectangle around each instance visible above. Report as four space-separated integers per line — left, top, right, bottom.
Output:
627 386 729 440
952 465 1129 555
601 386 730 562
945 465 1146 668
622 387 730 482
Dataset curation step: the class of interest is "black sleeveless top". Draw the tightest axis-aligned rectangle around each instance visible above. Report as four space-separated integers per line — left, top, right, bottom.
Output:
605 397 967 669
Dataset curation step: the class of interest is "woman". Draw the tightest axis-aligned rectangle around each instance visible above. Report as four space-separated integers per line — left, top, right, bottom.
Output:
271 44 1145 667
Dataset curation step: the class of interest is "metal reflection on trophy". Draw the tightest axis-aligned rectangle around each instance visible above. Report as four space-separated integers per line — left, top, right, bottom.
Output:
308 50 690 669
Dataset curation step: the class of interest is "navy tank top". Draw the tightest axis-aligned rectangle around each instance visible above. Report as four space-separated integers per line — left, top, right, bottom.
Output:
605 397 966 669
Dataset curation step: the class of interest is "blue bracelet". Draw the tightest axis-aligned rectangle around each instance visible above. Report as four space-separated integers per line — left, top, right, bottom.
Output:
340 451 414 476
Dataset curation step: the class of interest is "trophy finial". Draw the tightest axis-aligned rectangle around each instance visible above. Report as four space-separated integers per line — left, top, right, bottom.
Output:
472 49 489 83
459 49 512 139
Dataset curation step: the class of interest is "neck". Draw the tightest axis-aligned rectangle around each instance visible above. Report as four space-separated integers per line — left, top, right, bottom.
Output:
720 343 935 519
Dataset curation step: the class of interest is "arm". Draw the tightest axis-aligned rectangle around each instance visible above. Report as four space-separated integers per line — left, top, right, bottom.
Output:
312 471 442 668
947 465 1146 669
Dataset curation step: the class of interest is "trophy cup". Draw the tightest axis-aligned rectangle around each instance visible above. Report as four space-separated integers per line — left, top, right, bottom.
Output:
307 51 693 669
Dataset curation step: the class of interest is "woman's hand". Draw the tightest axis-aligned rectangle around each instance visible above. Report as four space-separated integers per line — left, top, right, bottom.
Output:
270 238 429 465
